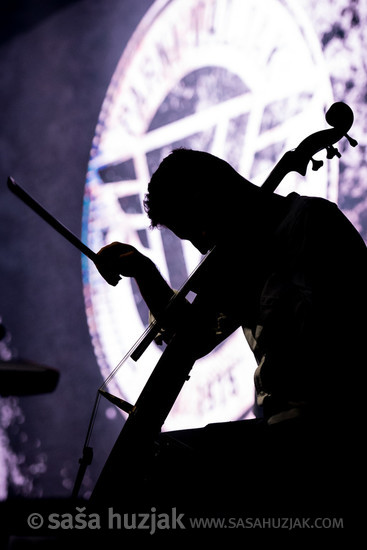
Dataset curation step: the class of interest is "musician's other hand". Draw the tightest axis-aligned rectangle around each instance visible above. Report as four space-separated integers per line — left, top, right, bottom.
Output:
95 242 147 286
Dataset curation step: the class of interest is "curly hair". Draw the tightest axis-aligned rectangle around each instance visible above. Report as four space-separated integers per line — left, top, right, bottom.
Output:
144 148 244 228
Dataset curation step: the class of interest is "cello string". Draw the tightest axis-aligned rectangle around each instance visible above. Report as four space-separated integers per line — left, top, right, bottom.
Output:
99 319 158 391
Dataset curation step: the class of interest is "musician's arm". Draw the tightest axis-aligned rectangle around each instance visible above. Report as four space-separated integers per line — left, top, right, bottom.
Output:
96 242 241 358
95 242 177 320
135 258 178 321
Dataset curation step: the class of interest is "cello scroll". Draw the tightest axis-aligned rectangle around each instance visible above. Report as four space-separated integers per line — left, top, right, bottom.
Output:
262 101 358 193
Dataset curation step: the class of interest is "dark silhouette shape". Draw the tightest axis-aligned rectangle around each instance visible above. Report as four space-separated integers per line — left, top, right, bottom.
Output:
95 148 366 520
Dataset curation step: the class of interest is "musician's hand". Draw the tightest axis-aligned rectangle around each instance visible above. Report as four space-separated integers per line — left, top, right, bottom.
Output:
95 242 148 286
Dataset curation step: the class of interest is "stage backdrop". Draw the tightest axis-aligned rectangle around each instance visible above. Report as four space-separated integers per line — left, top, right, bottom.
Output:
0 0 366 501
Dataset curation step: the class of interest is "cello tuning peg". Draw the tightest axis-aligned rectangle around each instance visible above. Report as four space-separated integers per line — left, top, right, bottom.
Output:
326 146 341 159
311 157 324 171
345 133 358 147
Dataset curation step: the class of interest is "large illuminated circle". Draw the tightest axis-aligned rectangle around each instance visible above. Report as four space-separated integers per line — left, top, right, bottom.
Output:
83 0 335 431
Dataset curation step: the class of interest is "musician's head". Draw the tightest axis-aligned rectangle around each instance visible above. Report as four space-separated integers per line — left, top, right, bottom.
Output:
144 148 255 253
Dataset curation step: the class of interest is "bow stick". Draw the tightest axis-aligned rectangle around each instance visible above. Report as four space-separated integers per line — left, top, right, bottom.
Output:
7 176 98 263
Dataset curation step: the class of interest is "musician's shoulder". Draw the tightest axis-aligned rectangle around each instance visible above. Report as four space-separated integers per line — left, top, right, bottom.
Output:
286 192 338 219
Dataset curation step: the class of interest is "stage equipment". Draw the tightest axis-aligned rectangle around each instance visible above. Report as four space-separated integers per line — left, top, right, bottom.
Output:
0 359 59 396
